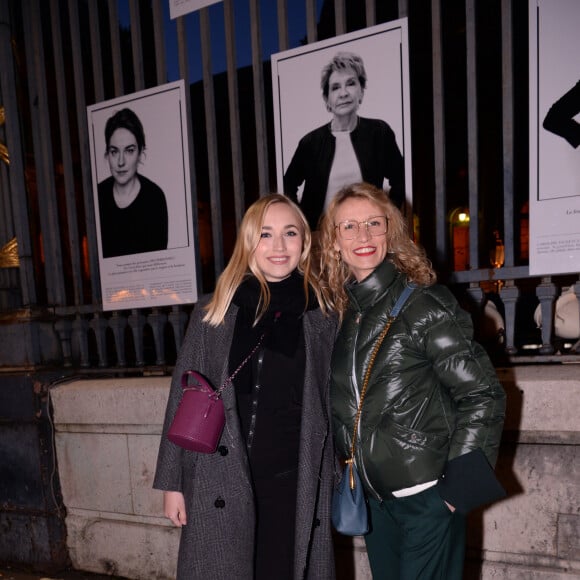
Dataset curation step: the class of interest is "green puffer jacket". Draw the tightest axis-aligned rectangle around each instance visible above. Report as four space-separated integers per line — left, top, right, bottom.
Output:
331 259 506 508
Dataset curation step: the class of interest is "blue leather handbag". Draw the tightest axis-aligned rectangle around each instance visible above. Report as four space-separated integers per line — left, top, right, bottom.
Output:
331 459 369 535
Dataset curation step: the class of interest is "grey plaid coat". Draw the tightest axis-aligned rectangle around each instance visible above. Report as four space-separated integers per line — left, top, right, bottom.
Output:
154 296 337 579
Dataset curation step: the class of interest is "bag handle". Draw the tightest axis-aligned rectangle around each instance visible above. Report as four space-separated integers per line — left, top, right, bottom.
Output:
346 284 415 489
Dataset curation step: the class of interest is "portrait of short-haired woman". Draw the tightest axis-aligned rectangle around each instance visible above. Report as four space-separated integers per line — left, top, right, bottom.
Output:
283 51 405 231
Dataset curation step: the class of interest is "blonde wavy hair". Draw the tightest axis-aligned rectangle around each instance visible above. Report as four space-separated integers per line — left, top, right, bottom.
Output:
204 193 327 326
317 182 436 317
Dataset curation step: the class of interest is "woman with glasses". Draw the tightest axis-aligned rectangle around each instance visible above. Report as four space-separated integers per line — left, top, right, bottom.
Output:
317 182 506 579
283 51 404 231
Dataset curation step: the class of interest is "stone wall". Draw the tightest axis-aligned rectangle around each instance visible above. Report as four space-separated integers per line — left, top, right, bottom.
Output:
469 366 580 579
50 378 179 579
49 366 580 579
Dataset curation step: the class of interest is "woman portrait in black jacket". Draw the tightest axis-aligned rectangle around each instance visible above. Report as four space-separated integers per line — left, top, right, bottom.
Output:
283 51 405 230
154 194 337 579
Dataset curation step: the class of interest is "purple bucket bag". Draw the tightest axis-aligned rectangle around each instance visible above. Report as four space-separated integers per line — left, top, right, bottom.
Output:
167 370 226 453
167 314 279 453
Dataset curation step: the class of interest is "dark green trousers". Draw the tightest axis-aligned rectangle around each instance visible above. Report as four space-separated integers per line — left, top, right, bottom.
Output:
365 487 466 579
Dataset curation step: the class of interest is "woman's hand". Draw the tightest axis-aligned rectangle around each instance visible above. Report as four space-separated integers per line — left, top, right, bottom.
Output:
164 491 187 527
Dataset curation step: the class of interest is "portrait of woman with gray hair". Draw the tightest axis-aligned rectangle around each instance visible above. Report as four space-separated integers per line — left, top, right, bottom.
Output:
283 51 405 230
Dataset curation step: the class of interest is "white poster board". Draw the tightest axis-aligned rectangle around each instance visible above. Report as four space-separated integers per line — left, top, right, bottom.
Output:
87 80 198 310
169 0 221 20
529 0 580 275
271 19 412 224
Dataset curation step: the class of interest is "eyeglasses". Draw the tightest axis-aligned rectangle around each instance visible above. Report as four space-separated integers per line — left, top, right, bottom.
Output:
335 216 388 240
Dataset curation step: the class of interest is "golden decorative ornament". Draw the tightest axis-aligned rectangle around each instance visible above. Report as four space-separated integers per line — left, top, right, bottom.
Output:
0 237 20 268
0 142 9 165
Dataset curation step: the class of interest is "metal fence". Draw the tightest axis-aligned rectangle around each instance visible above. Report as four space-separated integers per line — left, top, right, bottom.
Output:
0 0 578 369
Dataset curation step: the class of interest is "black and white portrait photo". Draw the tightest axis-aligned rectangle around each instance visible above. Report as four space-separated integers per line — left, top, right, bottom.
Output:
96 106 169 259
88 80 198 310
529 0 580 275
272 20 412 230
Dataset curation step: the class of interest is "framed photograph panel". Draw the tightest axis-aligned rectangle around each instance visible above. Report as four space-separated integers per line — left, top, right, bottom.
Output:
529 0 580 275
87 80 198 310
272 19 412 227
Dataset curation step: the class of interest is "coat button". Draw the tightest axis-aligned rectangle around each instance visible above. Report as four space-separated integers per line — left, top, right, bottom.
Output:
314 518 321 527
214 497 225 508
218 445 228 456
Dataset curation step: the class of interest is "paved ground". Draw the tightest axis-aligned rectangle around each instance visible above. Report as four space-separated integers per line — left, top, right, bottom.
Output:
0 567 126 580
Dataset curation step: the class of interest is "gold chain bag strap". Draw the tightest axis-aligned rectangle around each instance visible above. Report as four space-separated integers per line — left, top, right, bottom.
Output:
346 320 393 488
346 283 416 489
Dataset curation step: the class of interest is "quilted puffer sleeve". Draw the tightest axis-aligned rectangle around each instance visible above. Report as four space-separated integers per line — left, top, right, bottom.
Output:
421 287 506 465
419 287 507 513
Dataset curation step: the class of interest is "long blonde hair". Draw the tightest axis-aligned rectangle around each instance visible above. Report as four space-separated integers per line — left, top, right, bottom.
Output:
204 194 326 325
317 182 436 317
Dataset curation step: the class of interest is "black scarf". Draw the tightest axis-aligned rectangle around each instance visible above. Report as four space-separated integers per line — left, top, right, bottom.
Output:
228 271 317 387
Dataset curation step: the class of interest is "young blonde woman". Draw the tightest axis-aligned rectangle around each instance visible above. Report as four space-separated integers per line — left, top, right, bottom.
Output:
154 194 337 579
318 182 506 579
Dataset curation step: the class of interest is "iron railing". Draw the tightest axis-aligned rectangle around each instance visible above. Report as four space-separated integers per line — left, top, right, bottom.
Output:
0 0 578 370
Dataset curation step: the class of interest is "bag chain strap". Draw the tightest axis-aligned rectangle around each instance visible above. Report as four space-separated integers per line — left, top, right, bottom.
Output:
346 316 395 489
346 285 415 490
215 310 281 398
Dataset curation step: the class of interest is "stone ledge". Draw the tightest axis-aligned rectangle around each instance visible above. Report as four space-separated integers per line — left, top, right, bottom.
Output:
65 507 170 527
50 378 171 425
53 423 163 435
503 430 580 444
498 366 580 437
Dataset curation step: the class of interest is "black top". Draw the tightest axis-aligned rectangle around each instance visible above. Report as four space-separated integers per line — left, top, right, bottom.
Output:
230 272 316 466
97 174 168 258
283 116 405 229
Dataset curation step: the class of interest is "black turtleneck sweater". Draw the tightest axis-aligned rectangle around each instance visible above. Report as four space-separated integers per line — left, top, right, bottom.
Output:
230 271 317 470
